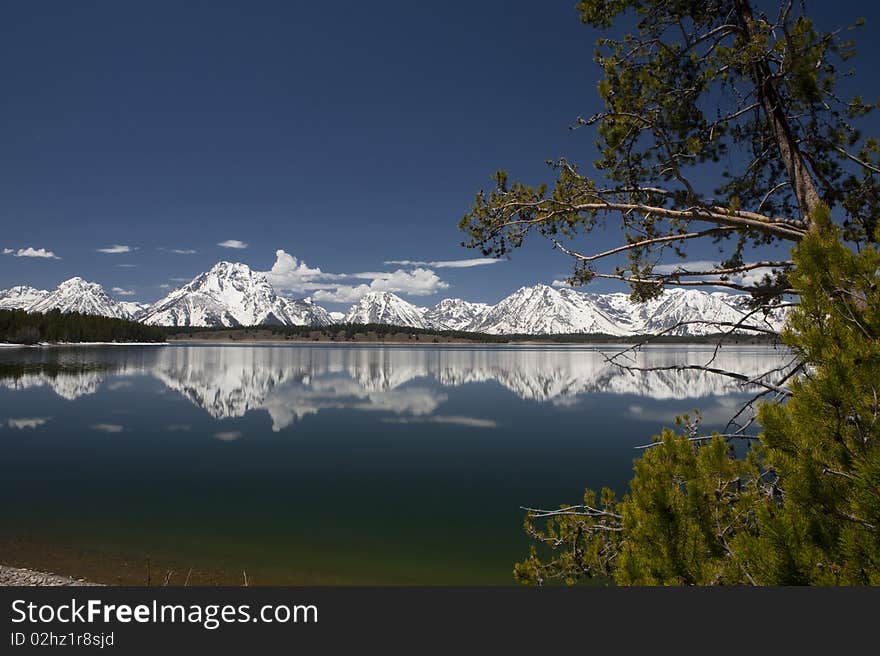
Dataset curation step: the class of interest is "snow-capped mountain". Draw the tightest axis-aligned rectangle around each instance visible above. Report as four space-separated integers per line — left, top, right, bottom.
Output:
119 301 150 320
281 297 334 327
27 277 133 319
340 284 786 336
3 265 787 335
140 261 332 328
422 298 490 331
468 285 785 337
342 291 428 328
625 289 754 336
0 285 50 310
471 285 625 335
616 288 786 336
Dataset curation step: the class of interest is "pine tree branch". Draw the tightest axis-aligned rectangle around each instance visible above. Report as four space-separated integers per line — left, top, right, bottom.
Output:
634 433 761 449
586 272 796 294
521 505 622 521
653 261 794 278
494 199 809 240
549 228 737 263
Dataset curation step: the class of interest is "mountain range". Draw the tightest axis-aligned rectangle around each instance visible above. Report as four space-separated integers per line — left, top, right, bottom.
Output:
138 261 332 328
0 260 788 336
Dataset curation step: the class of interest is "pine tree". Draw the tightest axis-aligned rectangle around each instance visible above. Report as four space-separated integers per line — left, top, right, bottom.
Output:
514 209 880 585
465 0 880 586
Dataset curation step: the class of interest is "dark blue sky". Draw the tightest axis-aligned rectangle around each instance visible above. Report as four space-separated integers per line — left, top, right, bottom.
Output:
2 1 878 308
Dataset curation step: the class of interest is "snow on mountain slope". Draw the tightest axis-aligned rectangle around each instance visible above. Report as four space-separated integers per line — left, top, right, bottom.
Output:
279 296 333 327
630 289 750 336
422 298 490 331
2 265 787 335
342 291 428 328
337 285 786 336
140 262 331 327
469 285 787 336
28 277 132 319
471 285 626 335
119 301 150 320
0 285 50 310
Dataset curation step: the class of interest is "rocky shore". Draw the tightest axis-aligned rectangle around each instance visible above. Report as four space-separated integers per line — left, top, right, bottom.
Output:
0 565 101 586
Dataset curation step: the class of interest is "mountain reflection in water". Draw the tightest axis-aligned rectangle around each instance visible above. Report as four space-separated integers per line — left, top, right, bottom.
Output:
0 343 793 584
0 344 792 431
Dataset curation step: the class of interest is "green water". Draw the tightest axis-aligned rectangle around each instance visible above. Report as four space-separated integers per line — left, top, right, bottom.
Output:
0 343 788 584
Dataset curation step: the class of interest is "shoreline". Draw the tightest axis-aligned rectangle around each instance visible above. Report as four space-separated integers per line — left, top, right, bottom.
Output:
0 537 251 586
0 337 782 348
165 337 637 347
164 338 778 349
0 564 101 587
0 341 168 348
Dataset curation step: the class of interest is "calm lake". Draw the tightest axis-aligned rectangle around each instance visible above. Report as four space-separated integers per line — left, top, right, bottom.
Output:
0 343 789 584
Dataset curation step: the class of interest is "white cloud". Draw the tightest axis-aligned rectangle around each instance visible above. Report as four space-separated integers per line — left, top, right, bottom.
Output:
312 268 448 303
653 260 781 288
264 250 448 302
264 250 341 292
353 388 446 416
551 279 574 288
363 268 448 295
627 396 744 426
311 285 373 303
214 430 242 441
3 247 60 259
91 423 125 433
652 260 720 275
111 287 135 296
382 415 498 429
6 417 50 429
170 277 191 282
218 239 248 249
159 283 171 289
383 257 501 269
117 264 138 268
168 249 196 254
97 244 134 254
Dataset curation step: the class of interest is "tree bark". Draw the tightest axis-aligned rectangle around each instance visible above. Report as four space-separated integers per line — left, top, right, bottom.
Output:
734 0 823 224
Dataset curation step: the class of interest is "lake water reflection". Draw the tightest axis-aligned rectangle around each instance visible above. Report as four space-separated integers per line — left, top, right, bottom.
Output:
0 343 790 584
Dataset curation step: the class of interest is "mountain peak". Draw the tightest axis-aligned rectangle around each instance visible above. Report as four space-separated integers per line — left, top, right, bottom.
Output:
343 291 426 328
1 266 788 335
360 290 402 301
58 276 90 286
208 260 251 273
0 285 52 311
140 261 330 328
25 277 133 320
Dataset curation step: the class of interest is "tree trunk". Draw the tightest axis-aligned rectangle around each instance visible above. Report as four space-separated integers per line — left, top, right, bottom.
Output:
734 0 823 225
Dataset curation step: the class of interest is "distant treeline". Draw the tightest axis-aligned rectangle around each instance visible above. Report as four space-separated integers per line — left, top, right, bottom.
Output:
0 309 166 344
0 311 782 345
164 322 780 344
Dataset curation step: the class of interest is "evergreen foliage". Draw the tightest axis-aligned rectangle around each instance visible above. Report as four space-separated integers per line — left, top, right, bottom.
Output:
455 0 880 585
460 0 879 303
514 209 880 585
164 322 776 345
0 309 166 344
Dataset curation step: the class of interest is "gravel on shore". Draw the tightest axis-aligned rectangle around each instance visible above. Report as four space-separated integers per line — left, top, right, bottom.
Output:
0 565 102 586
